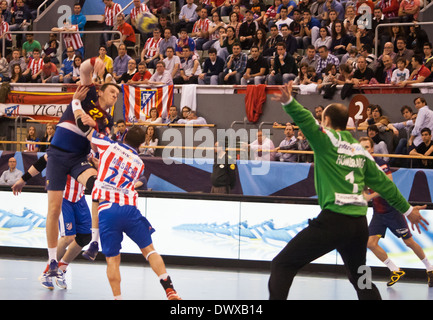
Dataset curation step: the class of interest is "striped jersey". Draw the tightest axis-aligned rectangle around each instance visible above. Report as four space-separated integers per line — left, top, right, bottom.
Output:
143 37 162 58
130 2 150 23
104 3 122 27
64 175 85 203
1 21 11 41
27 57 43 76
63 25 84 50
192 18 211 35
91 130 144 207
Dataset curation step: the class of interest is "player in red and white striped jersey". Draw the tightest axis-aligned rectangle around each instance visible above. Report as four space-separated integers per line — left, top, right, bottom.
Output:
63 175 85 203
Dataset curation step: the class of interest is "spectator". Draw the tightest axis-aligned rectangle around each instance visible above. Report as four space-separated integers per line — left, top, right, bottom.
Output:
176 0 198 34
393 36 414 67
142 107 162 124
24 126 40 152
0 0 11 24
141 27 162 69
10 63 26 83
177 110 207 124
263 0 282 29
119 58 137 84
410 127 433 168
367 124 389 162
310 0 326 22
241 45 267 85
399 54 431 87
51 21 85 59
107 13 136 58
378 42 396 62
139 125 159 156
314 26 332 50
40 56 59 83
248 130 276 161
275 6 293 32
251 28 266 54
98 45 114 75
43 39 59 65
227 10 241 37
280 23 297 56
163 46 181 79
158 27 177 59
379 0 399 19
276 0 297 18
354 24 373 51
203 11 226 51
238 10 258 50
0 157 23 186
22 33 41 59
181 106 191 120
409 96 433 148
53 46 76 83
191 7 211 50
8 48 26 79
267 42 298 85
335 63 353 84
9 0 32 48
111 119 128 143
349 55 374 86
275 123 298 162
218 43 247 84
70 2 87 35
398 0 421 22
148 0 170 17
99 0 122 46
299 45 318 69
423 42 433 69
112 44 132 83
198 47 225 85
248 0 267 24
130 0 150 32
163 105 180 124
352 43 378 72
315 44 339 76
322 0 344 22
175 28 196 58
343 5 356 37
390 57 409 84
71 55 83 84
173 45 202 84
0 14 12 56
218 25 240 61
263 24 282 58
39 123 55 152
301 9 320 49
148 60 173 85
406 24 429 55
330 21 352 58
0 52 7 82
129 61 152 84
22 48 43 83
375 54 395 84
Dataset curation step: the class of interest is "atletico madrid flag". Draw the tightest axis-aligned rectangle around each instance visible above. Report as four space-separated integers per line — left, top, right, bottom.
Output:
122 84 174 122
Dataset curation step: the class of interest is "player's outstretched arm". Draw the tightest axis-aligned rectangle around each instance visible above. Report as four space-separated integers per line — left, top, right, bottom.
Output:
271 81 294 104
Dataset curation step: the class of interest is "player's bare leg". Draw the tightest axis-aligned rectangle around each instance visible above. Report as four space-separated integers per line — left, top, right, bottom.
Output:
106 254 122 299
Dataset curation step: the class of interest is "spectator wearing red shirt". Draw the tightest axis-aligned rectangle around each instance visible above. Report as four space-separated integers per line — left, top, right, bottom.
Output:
107 14 136 58
399 54 431 87
129 61 152 84
40 56 59 83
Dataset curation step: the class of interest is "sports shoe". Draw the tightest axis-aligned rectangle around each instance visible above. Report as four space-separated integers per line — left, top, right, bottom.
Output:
46 259 59 277
166 288 182 300
38 272 54 290
427 270 433 287
82 241 99 261
387 269 405 286
55 270 67 289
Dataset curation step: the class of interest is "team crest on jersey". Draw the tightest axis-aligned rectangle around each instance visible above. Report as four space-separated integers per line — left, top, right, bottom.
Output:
66 222 73 231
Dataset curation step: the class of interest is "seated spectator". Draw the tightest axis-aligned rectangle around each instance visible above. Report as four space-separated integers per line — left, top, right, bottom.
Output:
423 42 433 70
175 29 196 58
71 55 83 84
218 25 240 61
249 0 267 25
367 124 389 162
129 61 152 84
376 54 396 84
111 119 128 143
22 33 42 59
330 21 352 59
390 57 409 84
410 127 433 168
175 0 198 34
112 44 132 83
314 26 332 50
177 110 207 124
173 46 202 84
263 0 282 29
40 56 59 83
277 0 297 18
142 107 163 124
163 46 181 79
0 0 12 24
8 48 26 79
393 36 414 67
43 39 59 65
378 42 396 62
198 47 225 85
119 59 137 84
267 42 298 85
300 9 320 50
98 45 114 75
238 10 258 50
24 126 40 152
107 13 136 58
202 11 226 51
163 105 180 124
399 54 431 87
53 46 76 83
280 23 298 56
275 6 293 32
299 45 318 69
323 0 344 22
241 45 268 85
218 43 247 84
9 0 32 48
315 45 339 76
0 51 7 82
354 24 373 52
181 106 192 120
158 27 177 60
148 60 173 85
191 7 211 50
148 0 170 16
10 64 26 83
22 48 43 83
335 63 353 84
398 0 421 22
248 130 276 161
141 28 162 69
227 10 242 36
0 157 23 186
252 28 266 54
139 125 159 156
263 24 283 58
39 123 55 152
349 55 375 86
275 123 298 162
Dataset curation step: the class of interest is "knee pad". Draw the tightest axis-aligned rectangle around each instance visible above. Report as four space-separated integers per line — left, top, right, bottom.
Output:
75 233 92 247
86 175 97 192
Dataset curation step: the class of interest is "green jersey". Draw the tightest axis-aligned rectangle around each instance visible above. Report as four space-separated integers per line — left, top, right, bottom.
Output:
282 98 411 217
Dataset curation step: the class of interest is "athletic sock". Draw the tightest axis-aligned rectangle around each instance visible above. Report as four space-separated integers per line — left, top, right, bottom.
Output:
113 295 122 300
384 258 400 272
91 228 99 243
48 247 57 262
421 257 433 272
59 260 69 272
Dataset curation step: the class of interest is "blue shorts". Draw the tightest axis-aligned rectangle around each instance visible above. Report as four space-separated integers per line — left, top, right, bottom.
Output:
59 197 91 237
98 201 155 257
369 209 412 240
46 146 94 191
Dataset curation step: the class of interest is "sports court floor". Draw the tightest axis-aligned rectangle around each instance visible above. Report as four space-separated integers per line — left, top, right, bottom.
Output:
0 256 432 300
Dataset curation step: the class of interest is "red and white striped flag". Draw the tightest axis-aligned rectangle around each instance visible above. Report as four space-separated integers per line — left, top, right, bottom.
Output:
122 84 174 122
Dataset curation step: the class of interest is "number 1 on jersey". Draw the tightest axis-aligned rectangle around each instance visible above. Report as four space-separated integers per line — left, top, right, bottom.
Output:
345 171 359 193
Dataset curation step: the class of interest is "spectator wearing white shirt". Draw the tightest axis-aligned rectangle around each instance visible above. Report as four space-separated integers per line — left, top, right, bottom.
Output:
177 110 207 125
409 97 433 148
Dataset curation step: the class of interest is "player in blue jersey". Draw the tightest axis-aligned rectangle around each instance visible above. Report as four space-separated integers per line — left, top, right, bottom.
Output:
43 57 120 277
360 137 433 287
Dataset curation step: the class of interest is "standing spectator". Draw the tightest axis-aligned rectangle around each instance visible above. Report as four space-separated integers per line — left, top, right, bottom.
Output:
9 0 32 48
398 0 421 22
191 7 211 50
198 47 225 85
22 48 43 83
0 157 23 186
148 0 170 17
112 44 132 83
379 0 399 19
141 28 162 69
70 2 87 35
267 42 298 85
409 97 433 148
241 45 267 85
218 43 247 84
130 0 150 32
176 0 198 34
51 21 85 59
0 13 12 56
99 0 122 46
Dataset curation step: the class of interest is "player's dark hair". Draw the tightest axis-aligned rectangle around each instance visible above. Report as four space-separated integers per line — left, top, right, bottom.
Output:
124 125 146 150
323 103 348 130
100 82 121 93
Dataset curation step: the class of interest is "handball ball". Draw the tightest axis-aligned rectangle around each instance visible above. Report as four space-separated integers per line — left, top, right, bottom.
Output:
136 12 159 33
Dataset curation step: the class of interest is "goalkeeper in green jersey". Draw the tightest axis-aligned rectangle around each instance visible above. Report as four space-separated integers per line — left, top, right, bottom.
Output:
268 82 429 300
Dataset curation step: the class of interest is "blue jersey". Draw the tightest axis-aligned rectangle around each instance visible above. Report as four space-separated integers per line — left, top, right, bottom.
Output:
50 86 114 154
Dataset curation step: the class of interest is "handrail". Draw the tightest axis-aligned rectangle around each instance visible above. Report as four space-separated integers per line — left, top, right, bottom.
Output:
36 0 50 18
